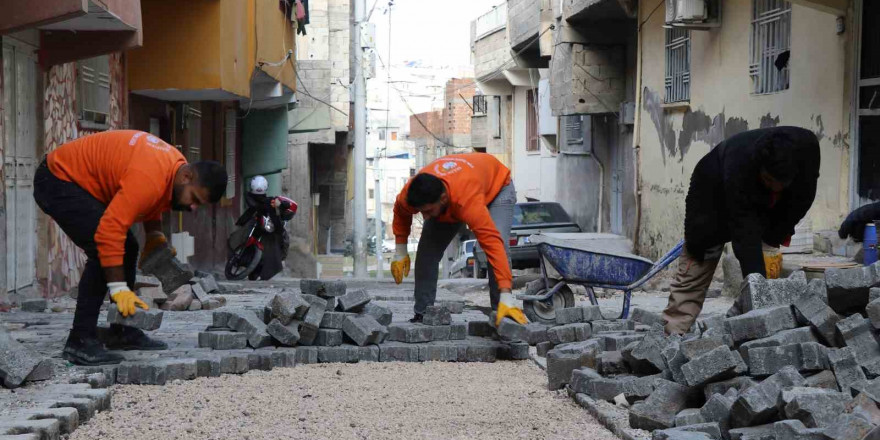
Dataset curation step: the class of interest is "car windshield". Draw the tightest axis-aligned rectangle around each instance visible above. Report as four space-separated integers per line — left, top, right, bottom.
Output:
465 241 475 254
513 203 572 226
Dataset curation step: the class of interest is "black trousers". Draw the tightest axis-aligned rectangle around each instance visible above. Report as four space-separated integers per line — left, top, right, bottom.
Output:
33 160 138 338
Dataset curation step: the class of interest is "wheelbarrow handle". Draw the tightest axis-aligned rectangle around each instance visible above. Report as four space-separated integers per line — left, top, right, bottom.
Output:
625 239 684 292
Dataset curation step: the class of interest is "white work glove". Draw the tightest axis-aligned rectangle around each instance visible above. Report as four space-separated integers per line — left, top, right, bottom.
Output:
390 244 410 284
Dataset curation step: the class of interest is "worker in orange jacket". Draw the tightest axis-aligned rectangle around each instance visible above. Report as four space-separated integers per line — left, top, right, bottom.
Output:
390 153 527 326
34 130 228 366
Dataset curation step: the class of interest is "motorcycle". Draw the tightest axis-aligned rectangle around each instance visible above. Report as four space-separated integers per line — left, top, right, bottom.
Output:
225 195 297 280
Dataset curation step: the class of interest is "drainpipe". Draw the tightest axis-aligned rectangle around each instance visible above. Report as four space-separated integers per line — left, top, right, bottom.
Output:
631 0 648 253
326 225 333 255
590 131 605 234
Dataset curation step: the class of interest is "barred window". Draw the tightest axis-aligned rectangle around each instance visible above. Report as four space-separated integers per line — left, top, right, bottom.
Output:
749 0 791 94
665 27 691 103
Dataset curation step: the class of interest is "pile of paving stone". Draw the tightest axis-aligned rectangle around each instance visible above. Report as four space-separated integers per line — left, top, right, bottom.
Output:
195 279 527 364
135 242 226 312
505 263 880 440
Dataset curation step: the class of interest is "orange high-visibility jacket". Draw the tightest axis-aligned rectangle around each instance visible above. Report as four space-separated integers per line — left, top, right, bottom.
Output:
392 153 513 289
47 130 186 268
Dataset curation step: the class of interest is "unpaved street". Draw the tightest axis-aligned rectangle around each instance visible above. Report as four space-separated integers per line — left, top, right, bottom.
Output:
70 361 617 440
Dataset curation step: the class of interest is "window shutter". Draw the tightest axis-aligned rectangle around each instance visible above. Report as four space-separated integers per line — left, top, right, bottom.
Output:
566 115 583 145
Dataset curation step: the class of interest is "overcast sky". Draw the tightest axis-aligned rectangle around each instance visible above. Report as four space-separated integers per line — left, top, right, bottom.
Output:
369 0 504 69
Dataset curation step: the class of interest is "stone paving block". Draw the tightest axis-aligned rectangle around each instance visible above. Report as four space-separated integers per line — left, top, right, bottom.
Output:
418 342 459 362
0 419 61 440
212 310 230 328
198 274 220 293
845 392 880 426
803 370 838 391
136 286 167 309
116 361 167 385
268 348 297 368
872 287 880 303
10 407 80 435
569 367 603 395
599 350 629 375
631 307 664 327
266 319 301 347
162 358 198 382
298 326 318 346
300 279 346 297
320 312 356 329
449 322 467 340
662 337 688 385
794 293 841 346
536 341 554 357
195 357 221 377
135 274 161 288
729 366 805 428
337 288 371 312
836 314 880 366
699 393 735 433
438 300 465 314
675 409 706 427
623 331 668 375
301 295 328 331
0 329 46 388
828 347 868 394
740 271 807 313
822 413 874 440
246 350 274 371
20 299 46 312
342 315 386 346
728 424 776 440
497 318 528 342
106 304 163 331
681 336 729 361
260 306 272 324
468 320 495 337
738 327 819 364
703 377 758 402
218 352 250 374
556 307 584 325
226 308 273 348
161 284 194 311
592 320 636 333
628 380 694 431
295 347 318 364
546 342 599 390
723 306 797 343
547 323 591 344
269 292 310 325
825 263 880 314
197 331 247 350
457 339 499 363
361 303 392 326
497 342 529 360
140 245 194 294
378 342 420 362
314 329 343 346
773 419 827 440
779 386 850 428
387 323 433 343
748 342 828 376
316 346 350 363
354 345 380 362
423 305 452 326
190 281 209 304
653 424 720 440
600 332 646 351
681 346 738 387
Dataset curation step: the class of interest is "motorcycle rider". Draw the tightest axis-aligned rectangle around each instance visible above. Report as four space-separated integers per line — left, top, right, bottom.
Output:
236 176 294 279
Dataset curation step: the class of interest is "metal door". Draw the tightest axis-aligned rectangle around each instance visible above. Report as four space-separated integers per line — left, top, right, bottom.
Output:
855 0 880 205
3 39 38 291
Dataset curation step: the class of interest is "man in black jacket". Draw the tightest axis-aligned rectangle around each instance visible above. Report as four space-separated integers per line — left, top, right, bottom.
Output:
663 127 821 335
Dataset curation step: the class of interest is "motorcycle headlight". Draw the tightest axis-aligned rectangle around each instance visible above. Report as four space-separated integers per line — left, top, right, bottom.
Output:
263 216 274 233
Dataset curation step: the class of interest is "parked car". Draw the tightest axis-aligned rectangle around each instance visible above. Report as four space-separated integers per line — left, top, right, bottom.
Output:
474 202 581 277
449 239 477 278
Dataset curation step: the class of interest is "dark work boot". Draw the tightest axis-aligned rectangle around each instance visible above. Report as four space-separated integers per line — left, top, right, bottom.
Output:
409 313 423 323
62 333 124 366
101 324 168 351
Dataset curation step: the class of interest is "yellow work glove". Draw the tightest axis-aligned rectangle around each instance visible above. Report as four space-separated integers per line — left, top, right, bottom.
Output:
496 292 529 327
139 232 176 268
390 244 410 284
108 282 149 317
762 243 783 280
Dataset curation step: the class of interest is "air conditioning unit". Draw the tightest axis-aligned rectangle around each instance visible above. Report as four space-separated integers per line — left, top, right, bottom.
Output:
675 0 707 22
665 0 720 30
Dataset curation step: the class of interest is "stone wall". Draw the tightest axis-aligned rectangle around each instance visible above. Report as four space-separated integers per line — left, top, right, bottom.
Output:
473 29 513 80
550 43 626 116
507 0 541 50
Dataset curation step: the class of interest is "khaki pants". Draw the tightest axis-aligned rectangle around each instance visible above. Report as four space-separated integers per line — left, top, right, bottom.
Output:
662 244 723 335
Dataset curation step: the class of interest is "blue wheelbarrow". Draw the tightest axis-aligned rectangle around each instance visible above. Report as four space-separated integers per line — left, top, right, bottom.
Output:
515 233 684 325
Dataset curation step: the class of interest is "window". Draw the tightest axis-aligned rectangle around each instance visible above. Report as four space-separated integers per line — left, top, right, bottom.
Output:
369 189 374 199
750 0 791 95
489 96 502 139
512 203 573 226
76 55 110 128
473 95 487 115
379 129 386 141
565 115 584 145
526 90 539 152
665 28 691 103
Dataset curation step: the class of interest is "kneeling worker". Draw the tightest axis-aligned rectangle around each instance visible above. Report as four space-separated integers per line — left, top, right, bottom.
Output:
663 127 820 335
389 153 527 326
34 130 228 365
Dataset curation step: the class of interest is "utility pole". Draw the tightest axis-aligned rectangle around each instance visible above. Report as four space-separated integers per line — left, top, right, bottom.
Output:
374 167 382 279
352 0 368 278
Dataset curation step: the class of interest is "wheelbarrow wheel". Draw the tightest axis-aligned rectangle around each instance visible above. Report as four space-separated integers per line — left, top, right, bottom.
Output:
522 283 575 325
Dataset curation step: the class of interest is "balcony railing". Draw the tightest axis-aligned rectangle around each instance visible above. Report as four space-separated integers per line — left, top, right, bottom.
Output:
473 95 488 116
